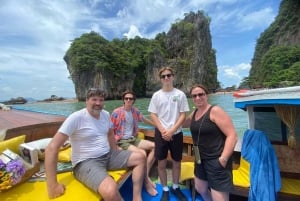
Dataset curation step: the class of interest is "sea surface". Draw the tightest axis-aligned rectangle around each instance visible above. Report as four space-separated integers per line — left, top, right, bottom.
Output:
12 93 247 138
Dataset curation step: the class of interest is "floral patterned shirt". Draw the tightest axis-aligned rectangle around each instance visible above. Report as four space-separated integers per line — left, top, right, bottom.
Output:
111 106 144 141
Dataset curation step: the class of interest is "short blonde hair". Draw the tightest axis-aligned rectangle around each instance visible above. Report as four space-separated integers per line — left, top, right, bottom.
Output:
158 66 175 77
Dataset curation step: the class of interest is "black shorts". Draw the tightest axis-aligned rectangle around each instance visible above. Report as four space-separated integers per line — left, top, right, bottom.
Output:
154 128 183 161
194 158 234 192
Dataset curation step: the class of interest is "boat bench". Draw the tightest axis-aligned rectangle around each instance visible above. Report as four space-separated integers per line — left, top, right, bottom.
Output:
0 129 133 201
232 143 300 201
232 175 300 201
0 168 132 201
4 122 63 143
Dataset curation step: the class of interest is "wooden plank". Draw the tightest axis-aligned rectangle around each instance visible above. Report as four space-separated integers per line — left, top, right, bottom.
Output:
0 109 66 130
0 109 66 142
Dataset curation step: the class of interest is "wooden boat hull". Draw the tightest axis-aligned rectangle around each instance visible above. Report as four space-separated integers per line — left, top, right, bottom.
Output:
232 86 300 200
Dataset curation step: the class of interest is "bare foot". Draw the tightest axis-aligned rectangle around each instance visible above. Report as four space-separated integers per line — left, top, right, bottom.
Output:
147 177 156 188
144 181 158 196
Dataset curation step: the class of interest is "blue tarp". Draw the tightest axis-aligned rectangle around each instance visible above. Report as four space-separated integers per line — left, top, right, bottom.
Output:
120 177 204 201
241 129 282 201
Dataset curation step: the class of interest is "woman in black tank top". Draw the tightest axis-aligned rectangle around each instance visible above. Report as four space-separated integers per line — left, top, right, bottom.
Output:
184 84 238 201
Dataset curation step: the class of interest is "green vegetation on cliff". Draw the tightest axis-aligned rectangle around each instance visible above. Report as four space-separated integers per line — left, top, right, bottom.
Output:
66 32 109 72
242 46 300 88
65 32 166 97
241 0 300 89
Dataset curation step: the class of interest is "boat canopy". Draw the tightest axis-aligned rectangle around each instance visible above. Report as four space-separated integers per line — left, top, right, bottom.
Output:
233 86 300 110
234 98 300 110
233 86 300 148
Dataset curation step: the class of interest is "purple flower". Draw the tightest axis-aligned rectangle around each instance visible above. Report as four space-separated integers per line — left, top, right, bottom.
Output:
0 160 5 169
0 158 26 189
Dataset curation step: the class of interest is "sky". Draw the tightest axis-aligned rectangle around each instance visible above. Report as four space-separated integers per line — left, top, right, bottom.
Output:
0 0 281 101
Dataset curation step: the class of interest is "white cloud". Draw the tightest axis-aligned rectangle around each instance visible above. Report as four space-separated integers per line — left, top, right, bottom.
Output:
0 0 81 100
236 8 275 31
210 3 276 36
123 25 142 39
219 63 251 87
0 0 280 100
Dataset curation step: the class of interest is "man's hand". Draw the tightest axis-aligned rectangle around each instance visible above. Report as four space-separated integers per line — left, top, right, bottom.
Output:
161 130 173 141
48 182 65 199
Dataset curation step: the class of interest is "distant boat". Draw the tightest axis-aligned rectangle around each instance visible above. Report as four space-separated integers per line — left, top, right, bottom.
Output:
233 86 300 98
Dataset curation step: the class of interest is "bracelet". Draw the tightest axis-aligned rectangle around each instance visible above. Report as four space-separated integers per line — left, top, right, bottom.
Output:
219 157 228 163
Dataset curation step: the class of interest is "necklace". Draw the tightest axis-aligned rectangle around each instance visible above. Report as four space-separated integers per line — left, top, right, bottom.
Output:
195 105 210 120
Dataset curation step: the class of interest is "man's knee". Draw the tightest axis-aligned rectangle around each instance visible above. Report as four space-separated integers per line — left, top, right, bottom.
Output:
137 150 147 161
140 149 147 157
149 140 155 149
130 150 147 164
98 177 120 199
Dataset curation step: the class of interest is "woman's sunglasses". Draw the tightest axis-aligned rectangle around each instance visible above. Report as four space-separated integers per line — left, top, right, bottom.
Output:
124 97 134 101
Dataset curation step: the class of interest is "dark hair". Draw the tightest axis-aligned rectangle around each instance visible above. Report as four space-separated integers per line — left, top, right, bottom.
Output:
158 66 175 77
189 84 209 95
86 88 106 99
122 90 136 103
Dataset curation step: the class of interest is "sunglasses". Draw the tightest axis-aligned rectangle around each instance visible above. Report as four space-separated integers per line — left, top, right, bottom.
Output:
191 93 206 99
124 97 134 101
160 74 173 79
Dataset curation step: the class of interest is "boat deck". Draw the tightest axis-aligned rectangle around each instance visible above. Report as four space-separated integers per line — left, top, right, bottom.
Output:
0 109 66 142
0 109 249 200
0 109 66 130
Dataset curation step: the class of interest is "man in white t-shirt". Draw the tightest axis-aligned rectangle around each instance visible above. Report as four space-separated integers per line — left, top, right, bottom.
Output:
148 66 190 201
45 88 147 201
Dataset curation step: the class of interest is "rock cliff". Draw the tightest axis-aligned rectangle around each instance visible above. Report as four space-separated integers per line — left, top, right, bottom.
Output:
146 11 218 96
247 0 300 88
64 11 218 100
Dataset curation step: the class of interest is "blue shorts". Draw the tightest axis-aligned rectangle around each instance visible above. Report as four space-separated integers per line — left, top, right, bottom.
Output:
73 150 131 193
194 158 234 192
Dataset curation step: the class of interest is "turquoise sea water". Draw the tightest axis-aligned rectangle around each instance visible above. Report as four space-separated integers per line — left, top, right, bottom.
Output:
12 94 247 137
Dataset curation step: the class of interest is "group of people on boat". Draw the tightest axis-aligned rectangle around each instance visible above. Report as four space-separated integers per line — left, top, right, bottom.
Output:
44 66 238 201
